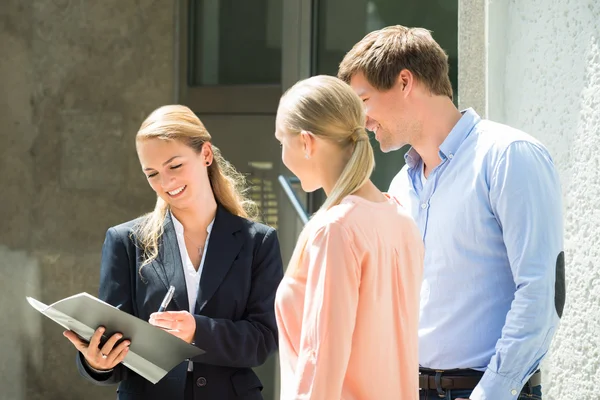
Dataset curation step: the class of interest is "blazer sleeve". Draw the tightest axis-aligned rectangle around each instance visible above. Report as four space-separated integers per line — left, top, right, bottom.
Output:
191 227 284 367
76 226 134 385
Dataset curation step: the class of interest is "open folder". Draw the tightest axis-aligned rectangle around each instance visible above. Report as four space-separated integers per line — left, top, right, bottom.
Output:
26 292 205 384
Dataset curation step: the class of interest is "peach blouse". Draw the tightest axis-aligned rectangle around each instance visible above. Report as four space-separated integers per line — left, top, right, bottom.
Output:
275 195 424 400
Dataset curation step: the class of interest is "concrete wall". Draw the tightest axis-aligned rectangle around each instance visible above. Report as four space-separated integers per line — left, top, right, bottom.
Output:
486 0 600 398
0 1 175 399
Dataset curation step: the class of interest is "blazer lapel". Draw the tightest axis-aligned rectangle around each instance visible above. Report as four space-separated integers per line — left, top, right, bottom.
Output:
196 206 244 313
148 212 189 312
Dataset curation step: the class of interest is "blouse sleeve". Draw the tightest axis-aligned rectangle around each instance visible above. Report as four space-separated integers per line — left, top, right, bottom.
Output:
291 222 361 399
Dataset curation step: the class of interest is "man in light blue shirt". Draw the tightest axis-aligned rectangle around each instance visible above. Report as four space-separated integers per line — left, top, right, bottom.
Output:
339 26 565 400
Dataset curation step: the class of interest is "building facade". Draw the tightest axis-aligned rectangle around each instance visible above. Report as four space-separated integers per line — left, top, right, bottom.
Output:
0 0 597 399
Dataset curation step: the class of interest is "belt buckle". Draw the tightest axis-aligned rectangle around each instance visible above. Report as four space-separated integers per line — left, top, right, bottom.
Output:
435 370 446 398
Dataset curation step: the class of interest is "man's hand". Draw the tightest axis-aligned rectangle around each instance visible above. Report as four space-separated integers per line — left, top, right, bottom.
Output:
149 310 196 344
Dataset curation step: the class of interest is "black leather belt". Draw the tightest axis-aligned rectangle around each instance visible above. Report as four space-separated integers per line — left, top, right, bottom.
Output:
419 370 542 390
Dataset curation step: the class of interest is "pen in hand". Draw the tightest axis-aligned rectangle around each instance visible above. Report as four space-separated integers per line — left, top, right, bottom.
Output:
150 285 195 343
158 285 175 313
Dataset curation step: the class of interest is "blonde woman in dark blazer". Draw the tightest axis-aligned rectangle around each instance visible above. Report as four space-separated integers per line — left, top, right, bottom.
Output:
64 105 284 400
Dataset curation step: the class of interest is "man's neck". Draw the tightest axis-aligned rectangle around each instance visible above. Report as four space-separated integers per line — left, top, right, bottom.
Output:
412 97 462 176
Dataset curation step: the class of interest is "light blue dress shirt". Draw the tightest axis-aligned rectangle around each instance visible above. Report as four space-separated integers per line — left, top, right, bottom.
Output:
389 108 564 400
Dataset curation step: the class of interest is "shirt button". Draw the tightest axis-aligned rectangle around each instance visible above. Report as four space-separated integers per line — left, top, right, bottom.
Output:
511 389 517 395
448 153 454 159
421 203 428 209
196 377 207 387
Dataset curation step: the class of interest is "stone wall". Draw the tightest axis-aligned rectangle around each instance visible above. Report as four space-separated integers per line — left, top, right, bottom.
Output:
0 1 175 398
487 0 600 398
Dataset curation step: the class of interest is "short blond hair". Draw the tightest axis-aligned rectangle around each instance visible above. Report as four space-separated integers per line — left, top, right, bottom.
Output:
338 25 453 99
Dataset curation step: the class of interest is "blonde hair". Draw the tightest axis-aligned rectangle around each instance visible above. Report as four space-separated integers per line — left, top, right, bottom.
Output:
134 105 258 267
338 25 453 99
278 75 375 276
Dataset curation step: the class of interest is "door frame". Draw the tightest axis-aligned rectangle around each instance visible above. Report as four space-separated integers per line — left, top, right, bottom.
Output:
175 0 313 115
173 2 314 399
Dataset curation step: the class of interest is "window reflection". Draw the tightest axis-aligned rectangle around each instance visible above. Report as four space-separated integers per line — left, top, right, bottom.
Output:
189 0 282 86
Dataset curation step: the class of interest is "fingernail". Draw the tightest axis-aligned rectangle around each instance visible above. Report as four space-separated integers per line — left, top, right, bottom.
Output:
116 334 122 339
125 341 131 346
99 327 105 333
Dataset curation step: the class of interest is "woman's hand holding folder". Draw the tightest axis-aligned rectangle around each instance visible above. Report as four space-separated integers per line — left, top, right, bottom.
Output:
64 326 130 371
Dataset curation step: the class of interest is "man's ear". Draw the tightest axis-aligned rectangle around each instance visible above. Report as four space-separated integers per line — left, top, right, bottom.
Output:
397 69 414 97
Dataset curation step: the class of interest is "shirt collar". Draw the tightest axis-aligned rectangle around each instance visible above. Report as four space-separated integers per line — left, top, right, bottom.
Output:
438 107 480 160
404 147 422 169
403 107 481 170
170 210 215 237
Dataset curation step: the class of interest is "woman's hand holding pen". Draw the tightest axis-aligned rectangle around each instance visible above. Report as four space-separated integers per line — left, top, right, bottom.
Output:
64 326 130 371
149 311 197 344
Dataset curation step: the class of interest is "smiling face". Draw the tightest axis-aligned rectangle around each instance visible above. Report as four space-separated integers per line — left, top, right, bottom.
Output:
136 138 213 211
350 71 421 153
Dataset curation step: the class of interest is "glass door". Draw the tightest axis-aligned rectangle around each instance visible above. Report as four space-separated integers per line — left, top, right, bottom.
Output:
177 1 458 398
177 1 311 399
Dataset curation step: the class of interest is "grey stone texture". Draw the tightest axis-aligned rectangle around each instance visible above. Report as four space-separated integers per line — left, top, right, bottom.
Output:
463 0 600 397
0 1 175 398
458 0 487 116
487 1 600 399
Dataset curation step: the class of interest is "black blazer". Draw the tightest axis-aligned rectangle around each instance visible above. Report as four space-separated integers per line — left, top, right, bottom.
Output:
76 205 284 400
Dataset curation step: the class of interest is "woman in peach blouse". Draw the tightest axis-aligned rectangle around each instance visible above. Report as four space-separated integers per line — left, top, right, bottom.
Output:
274 75 424 400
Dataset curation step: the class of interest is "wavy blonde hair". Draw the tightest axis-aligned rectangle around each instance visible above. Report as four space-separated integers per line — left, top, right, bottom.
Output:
134 105 258 267
278 75 375 276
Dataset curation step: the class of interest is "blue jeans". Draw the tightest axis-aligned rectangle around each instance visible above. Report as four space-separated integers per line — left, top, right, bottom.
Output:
419 384 542 400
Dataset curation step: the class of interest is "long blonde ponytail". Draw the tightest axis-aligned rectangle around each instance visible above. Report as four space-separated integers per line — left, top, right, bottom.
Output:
278 75 375 276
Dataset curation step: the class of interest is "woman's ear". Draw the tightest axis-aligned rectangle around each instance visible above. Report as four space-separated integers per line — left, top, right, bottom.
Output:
202 142 213 166
300 130 315 159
